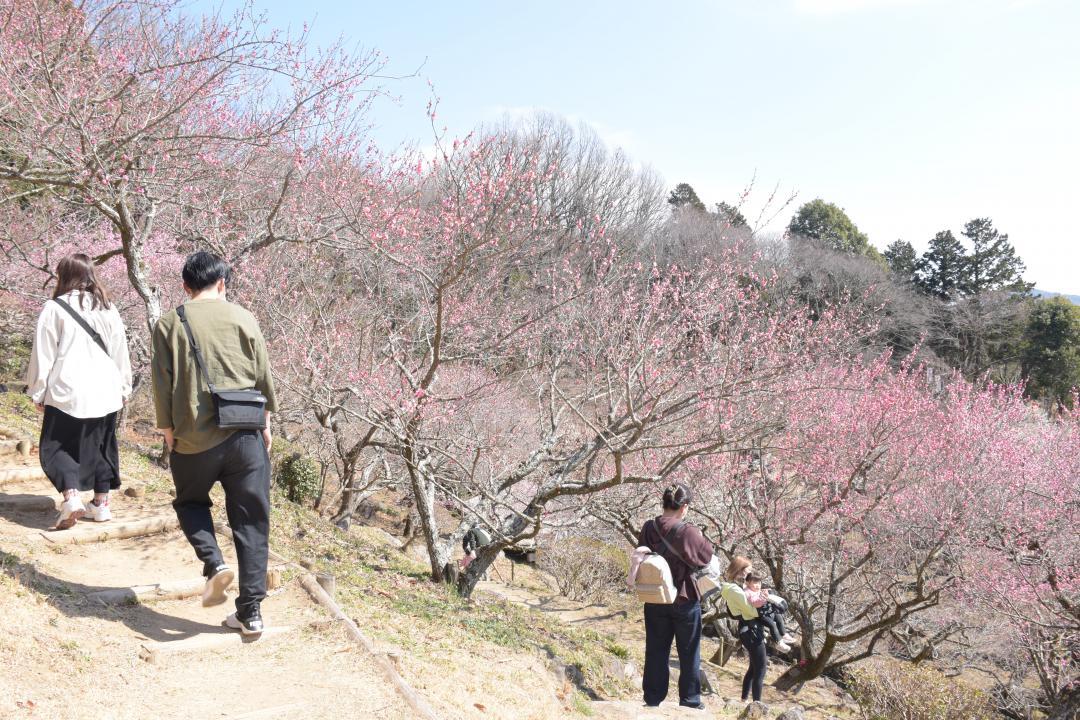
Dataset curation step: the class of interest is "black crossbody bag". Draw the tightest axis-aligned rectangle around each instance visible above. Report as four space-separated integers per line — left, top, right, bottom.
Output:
175 305 266 430
54 297 111 358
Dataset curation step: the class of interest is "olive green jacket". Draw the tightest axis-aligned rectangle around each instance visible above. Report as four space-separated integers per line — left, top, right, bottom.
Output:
151 298 277 455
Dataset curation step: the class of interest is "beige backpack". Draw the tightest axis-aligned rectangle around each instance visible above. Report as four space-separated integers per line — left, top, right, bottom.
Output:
633 549 678 604
629 520 685 604
629 520 720 605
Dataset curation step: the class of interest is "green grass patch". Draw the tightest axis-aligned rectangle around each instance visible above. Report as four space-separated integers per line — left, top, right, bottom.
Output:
0 392 39 437
267 496 637 699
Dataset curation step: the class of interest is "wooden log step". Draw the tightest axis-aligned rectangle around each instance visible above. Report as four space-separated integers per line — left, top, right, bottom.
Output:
41 515 179 545
87 577 225 605
0 466 45 485
0 494 56 512
0 440 29 455
87 565 287 605
138 624 295 664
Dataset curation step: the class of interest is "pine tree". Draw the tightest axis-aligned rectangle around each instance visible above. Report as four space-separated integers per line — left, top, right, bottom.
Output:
667 183 706 213
883 239 918 285
959 218 1033 297
714 201 748 229
916 230 966 301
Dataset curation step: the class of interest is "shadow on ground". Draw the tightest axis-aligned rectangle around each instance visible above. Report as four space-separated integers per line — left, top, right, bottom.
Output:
0 548 236 644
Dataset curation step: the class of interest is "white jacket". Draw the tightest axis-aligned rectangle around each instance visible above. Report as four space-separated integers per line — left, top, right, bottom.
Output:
25 291 132 419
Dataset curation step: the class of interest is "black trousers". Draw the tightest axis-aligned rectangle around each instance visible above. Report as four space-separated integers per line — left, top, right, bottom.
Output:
39 405 120 494
643 600 702 707
758 603 787 642
170 431 270 615
739 619 768 701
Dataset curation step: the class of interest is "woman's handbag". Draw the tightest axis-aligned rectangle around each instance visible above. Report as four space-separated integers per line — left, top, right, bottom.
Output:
175 305 266 430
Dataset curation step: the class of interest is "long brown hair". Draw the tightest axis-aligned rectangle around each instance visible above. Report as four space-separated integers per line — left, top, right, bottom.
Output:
724 556 752 583
52 254 110 310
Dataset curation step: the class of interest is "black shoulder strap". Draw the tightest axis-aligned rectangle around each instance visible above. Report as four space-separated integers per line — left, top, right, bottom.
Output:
54 298 110 358
655 520 700 571
175 305 216 394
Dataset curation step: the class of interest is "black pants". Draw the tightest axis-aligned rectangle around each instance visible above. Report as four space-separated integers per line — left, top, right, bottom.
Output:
170 431 270 615
643 600 702 707
759 603 787 643
739 619 768 701
39 405 120 494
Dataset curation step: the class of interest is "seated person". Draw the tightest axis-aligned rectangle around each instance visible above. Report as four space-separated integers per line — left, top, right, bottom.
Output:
744 573 795 652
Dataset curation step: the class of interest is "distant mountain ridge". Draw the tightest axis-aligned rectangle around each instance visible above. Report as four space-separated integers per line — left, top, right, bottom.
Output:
1033 289 1080 305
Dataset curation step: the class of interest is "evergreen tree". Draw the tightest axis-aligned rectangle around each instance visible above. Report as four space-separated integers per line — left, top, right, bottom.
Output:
883 239 918 284
959 218 1033 297
1021 297 1080 408
787 199 872 256
916 230 966 301
667 183 706 213
714 201 748 229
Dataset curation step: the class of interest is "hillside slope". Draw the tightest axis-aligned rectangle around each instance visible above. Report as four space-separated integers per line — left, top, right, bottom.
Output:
0 394 852 719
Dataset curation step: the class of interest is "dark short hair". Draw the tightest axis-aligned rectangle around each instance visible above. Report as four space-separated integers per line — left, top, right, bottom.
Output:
182 251 231 292
662 482 693 510
745 573 764 586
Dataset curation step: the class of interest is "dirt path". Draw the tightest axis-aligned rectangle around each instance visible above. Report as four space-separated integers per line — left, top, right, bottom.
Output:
0 444 413 720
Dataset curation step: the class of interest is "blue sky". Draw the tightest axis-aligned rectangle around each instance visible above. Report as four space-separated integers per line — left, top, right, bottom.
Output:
207 0 1079 293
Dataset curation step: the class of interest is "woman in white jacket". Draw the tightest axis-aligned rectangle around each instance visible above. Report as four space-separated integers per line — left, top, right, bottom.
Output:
25 254 132 529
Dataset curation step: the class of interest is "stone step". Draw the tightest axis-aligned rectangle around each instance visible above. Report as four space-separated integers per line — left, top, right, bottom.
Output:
138 624 296 664
41 515 179 545
0 439 32 457
0 494 56 512
0 466 45 486
0 421 27 439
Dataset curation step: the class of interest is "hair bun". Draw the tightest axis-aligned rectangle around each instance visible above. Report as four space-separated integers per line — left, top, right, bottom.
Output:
662 482 693 510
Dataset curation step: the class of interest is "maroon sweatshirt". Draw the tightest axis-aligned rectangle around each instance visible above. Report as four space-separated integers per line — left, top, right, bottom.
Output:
637 516 714 604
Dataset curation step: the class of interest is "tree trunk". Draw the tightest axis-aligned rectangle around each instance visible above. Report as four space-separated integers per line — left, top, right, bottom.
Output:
455 503 539 598
456 541 504 597
774 638 834 692
115 202 162 335
332 457 376 528
406 454 449 582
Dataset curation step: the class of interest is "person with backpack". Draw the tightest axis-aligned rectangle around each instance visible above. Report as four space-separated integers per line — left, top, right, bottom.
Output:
460 523 492 570
720 556 769 704
635 483 714 710
151 251 277 635
25 254 132 529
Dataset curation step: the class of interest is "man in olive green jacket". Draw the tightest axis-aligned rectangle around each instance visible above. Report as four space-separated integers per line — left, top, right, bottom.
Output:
152 251 277 635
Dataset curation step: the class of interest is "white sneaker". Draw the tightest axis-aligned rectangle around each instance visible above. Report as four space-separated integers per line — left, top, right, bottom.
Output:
85 500 112 522
55 496 86 530
781 633 796 644
201 565 235 607
775 641 792 653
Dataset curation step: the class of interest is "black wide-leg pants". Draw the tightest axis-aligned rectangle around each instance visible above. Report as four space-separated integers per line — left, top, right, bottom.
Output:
39 405 120 494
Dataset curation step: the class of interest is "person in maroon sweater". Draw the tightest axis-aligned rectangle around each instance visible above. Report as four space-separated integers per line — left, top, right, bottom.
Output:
636 483 714 710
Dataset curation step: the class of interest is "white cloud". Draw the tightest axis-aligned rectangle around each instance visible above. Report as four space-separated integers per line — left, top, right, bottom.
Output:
793 0 932 14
